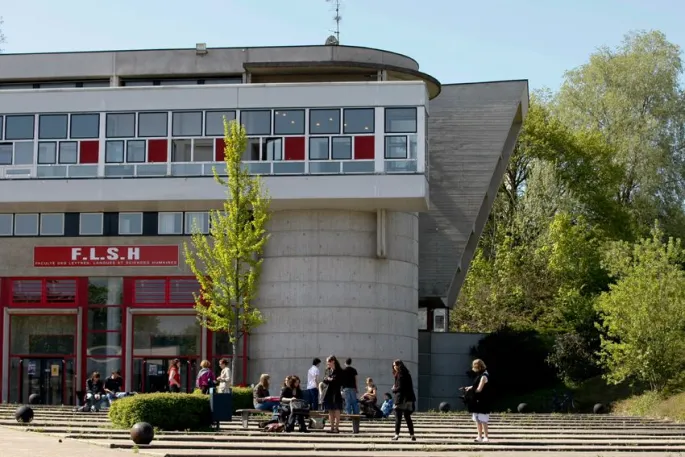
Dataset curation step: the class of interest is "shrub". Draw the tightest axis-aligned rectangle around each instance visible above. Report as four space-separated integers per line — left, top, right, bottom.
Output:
231 387 254 411
109 393 211 430
547 331 601 384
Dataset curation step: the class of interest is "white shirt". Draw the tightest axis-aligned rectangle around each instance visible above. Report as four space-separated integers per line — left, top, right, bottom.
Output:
307 365 320 389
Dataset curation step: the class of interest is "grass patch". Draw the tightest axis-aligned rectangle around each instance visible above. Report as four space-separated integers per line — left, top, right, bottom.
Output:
613 391 685 422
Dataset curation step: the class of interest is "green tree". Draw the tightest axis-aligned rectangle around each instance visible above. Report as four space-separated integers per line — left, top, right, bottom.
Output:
184 120 271 384
595 225 685 391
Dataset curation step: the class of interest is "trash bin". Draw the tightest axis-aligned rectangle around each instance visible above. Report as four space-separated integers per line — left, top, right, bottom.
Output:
209 388 233 430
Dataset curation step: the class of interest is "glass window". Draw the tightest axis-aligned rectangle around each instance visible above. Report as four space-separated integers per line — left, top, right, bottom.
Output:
172 139 192 162
39 114 68 139
343 108 374 134
0 143 11 165
87 359 122 380
5 115 35 140
193 139 214 162
10 315 76 355
240 110 271 136
41 213 65 235
70 113 100 139
59 142 78 164
133 315 201 356
332 137 352 160
274 110 305 135
172 111 202 136
385 136 407 159
37 142 57 164
105 141 124 163
138 112 168 137
264 138 282 161
127 140 146 163
241 138 262 161
309 138 329 160
13 142 34 165
80 213 104 235
385 107 417 133
87 332 122 356
205 111 236 136
159 212 183 235
310 109 340 134
14 214 39 236
0 214 12 236
185 212 210 234
106 113 135 138
88 277 123 305
119 212 143 235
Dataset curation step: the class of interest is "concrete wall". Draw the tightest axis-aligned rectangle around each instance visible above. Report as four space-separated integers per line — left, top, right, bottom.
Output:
249 210 419 398
418 332 485 411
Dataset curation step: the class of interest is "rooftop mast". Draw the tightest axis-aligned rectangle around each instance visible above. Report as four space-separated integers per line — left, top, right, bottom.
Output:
325 0 342 45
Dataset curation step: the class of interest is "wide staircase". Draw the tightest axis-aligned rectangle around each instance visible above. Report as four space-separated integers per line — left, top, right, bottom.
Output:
2 405 685 456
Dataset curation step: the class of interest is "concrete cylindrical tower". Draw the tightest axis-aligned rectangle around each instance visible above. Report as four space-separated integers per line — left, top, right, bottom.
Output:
248 210 419 396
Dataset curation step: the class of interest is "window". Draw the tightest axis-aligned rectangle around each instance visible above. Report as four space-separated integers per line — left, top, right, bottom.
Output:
5 115 35 140
171 140 192 162
343 108 374 134
310 109 340 134
241 110 271 136
59 142 78 164
105 141 124 163
0 214 12 236
80 213 103 235
158 212 183 235
274 110 305 135
309 138 329 160
385 107 417 133
119 212 143 235
242 138 262 161
264 138 282 161
106 113 135 138
185 212 209 234
205 111 236 136
0 143 11 165
172 111 202 136
127 140 146 162
385 136 407 159
194 139 214 162
70 113 99 139
39 114 68 139
332 137 352 160
37 142 57 164
14 214 39 236
40 213 65 236
14 142 34 165
138 112 168 137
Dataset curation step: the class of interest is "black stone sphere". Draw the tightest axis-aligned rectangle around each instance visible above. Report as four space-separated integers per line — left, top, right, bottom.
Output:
438 402 451 413
130 422 154 445
15 405 34 424
28 393 40 405
517 403 528 413
593 403 606 414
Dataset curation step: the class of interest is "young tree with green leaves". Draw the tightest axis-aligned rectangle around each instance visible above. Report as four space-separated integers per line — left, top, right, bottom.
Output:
184 119 271 385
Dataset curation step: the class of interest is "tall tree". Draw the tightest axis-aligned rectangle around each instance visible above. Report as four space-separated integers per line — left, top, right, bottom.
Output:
184 120 271 384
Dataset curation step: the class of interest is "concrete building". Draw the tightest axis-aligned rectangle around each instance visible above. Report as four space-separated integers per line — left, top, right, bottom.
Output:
0 44 528 408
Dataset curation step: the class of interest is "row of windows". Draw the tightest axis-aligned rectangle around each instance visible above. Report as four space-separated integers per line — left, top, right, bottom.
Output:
0 77 241 91
0 212 210 237
0 108 417 142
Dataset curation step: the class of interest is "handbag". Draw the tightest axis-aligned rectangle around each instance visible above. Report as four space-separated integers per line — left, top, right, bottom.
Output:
395 400 414 412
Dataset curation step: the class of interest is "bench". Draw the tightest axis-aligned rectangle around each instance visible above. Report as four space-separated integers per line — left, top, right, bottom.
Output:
235 408 364 434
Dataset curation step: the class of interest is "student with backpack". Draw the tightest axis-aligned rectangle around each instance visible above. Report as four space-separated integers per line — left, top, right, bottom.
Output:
196 360 216 394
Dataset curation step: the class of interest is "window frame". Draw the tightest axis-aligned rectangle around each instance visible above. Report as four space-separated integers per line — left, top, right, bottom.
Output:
331 136 353 160
105 140 125 163
40 213 65 236
172 111 203 137
106 112 136 138
70 113 100 139
205 110 237 136
5 115 36 140
137 112 169 138
13 141 34 165
309 108 341 135
126 140 147 163
384 135 408 159
158 212 184 235
14 213 39 236
308 137 330 161
58 141 78 164
384 107 418 134
37 142 58 164
38 113 69 140
0 143 12 165
273 109 305 135
0 213 13 236
80 213 104 236
184 212 210 235
118 212 144 235
240 110 272 136
343 108 375 134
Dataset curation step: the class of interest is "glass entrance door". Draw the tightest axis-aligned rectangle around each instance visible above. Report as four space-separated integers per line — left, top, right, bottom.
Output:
15 358 74 405
132 358 198 393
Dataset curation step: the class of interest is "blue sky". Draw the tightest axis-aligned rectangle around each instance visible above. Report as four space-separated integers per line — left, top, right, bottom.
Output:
1 0 683 90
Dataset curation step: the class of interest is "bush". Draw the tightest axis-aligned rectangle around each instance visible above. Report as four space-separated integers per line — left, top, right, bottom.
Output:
109 393 211 430
231 387 254 411
547 331 601 384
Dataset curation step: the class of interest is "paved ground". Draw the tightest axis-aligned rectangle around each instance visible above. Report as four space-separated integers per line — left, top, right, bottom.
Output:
0 426 129 457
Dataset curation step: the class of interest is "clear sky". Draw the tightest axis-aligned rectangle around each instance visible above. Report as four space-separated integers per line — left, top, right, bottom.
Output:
1 0 684 90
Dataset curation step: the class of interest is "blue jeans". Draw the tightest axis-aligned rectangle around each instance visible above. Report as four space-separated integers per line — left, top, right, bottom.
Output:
343 388 359 414
255 401 279 412
105 392 128 406
306 388 319 410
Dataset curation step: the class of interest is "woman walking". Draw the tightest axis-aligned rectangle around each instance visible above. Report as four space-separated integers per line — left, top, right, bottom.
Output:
391 359 416 441
321 355 343 433
465 358 491 442
168 359 181 393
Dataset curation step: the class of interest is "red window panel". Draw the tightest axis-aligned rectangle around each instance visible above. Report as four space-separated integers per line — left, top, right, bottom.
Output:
169 278 200 304
148 139 168 162
284 137 305 161
79 141 99 164
215 139 225 162
10 278 78 305
133 279 167 304
46 279 78 304
132 277 199 305
354 136 375 160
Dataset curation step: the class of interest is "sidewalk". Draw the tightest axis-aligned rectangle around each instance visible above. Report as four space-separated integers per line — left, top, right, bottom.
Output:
0 426 133 457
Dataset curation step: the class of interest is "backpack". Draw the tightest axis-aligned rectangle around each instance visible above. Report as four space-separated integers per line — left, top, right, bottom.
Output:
196 369 215 389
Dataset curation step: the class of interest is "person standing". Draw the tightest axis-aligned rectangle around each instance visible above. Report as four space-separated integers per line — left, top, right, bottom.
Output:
466 358 491 442
168 359 181 393
391 359 416 441
216 358 231 393
306 358 321 410
341 358 359 415
321 355 343 433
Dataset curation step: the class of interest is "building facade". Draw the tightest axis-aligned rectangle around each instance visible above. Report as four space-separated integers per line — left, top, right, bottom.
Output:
0 44 528 408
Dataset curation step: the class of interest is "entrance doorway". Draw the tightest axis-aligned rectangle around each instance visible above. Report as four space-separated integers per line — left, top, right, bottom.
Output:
132 358 198 393
11 358 75 405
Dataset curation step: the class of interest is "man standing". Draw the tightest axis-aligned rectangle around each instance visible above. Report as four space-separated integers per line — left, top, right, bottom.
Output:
306 358 321 410
341 358 359 415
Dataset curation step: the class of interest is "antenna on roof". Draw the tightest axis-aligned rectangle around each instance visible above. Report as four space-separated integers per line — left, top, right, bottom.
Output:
325 0 342 44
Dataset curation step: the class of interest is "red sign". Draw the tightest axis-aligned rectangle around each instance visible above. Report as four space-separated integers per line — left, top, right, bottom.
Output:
33 245 179 267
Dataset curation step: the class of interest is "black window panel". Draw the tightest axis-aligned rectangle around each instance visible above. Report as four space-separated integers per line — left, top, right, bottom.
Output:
273 110 305 135
106 113 135 138
309 109 340 134
343 108 374 134
240 110 271 136
5 115 35 140
39 114 68 139
205 111 236 136
103 212 119 236
70 113 100 139
385 107 417 133
138 112 168 137
64 213 80 237
143 212 158 236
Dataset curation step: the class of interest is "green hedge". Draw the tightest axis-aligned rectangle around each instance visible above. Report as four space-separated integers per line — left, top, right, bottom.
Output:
109 388 256 431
